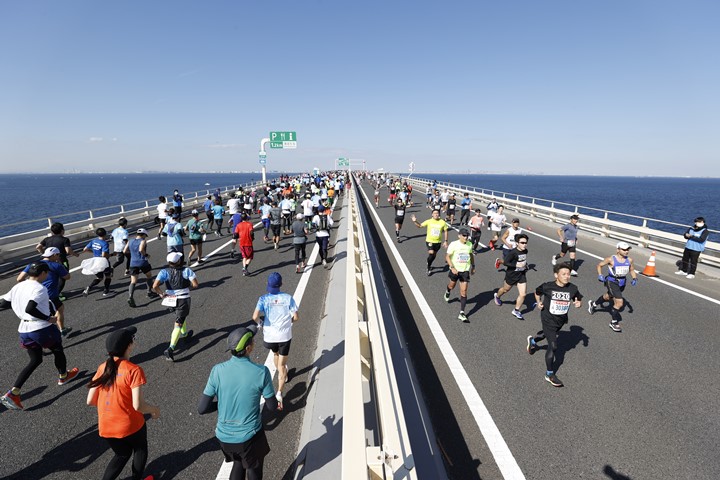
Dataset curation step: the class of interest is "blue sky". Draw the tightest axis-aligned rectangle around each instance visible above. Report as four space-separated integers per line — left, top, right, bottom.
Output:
1 1 718 176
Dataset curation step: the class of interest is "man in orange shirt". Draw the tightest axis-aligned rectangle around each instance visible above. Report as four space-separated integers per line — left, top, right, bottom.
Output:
234 213 255 276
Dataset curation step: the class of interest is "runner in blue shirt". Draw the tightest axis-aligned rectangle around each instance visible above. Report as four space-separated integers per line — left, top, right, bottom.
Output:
82 228 113 297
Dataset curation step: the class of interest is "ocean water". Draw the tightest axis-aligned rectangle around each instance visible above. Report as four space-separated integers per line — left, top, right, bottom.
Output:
0 172 716 238
416 174 718 236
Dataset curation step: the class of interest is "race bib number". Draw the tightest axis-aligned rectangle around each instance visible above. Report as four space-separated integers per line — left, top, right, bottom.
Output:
549 299 570 315
566 239 576 247
161 295 177 307
614 265 630 276
449 204 455 210
455 252 470 266
244 204 251 209
397 210 405 216
430 227 441 237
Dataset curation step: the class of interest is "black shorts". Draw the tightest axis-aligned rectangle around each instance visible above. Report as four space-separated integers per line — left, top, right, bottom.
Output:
561 242 577 254
504 270 527 286
232 233 240 240
426 242 442 252
263 339 292 356
95 267 113 279
219 428 270 469
604 279 626 299
190 238 203 246
394 216 405 225
271 224 281 236
50 296 63 311
171 298 191 321
130 263 152 275
448 270 471 282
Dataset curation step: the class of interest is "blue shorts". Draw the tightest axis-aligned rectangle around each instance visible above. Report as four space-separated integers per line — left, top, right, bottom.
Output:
20 325 61 350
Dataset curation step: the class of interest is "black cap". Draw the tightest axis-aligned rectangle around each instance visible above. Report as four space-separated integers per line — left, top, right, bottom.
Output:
106 327 137 356
227 324 258 355
27 262 50 277
459 227 470 236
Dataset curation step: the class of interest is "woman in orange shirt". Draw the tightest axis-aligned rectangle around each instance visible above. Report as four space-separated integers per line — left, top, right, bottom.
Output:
87 327 160 480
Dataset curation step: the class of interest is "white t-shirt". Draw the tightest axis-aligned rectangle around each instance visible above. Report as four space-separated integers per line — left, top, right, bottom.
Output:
256 293 298 343
490 212 506 232
312 214 334 237
157 202 169 219
301 199 314 217
2 280 53 332
503 226 523 250
227 198 240 214
111 227 129 253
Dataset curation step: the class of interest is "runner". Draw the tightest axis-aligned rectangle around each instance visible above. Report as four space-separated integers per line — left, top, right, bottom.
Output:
163 212 185 260
259 198 272 242
588 242 638 332
526 263 583 388
488 205 506 251
36 223 78 300
279 194 294 235
291 213 308 273
269 200 282 250
153 252 199 361
393 198 407 242
459 192 473 225
443 228 475 322
198 324 278 480
552 214 580 276
0 262 79 411
411 209 449 276
500 218 523 262
468 209 485 253
184 210 206 264
252 272 299 410
156 196 168 240
212 199 225 236
17 247 72 336
111 218 131 276
123 228 155 308
172 189 183 215
203 195 215 227
86 326 160 480
312 204 334 267
446 193 457 225
81 228 113 297
486 197 499 230
228 210 243 259
234 213 255 276
493 233 530 319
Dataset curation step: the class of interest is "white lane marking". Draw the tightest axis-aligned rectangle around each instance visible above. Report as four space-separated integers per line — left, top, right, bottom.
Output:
359 185 526 479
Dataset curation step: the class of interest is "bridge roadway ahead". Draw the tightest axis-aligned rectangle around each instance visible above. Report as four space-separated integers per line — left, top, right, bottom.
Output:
0 198 348 479
356 179 720 480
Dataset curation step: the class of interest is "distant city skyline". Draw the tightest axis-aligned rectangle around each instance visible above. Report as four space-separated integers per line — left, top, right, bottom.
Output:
2 1 718 176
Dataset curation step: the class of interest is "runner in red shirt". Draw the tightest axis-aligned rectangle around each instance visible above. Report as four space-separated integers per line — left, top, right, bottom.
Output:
234 214 255 276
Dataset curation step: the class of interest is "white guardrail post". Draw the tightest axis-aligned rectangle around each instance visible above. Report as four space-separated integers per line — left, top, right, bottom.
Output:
342 185 417 479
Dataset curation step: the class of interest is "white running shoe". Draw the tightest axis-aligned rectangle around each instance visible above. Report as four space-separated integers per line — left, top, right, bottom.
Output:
551 255 557 266
674 270 686 275
686 274 695 279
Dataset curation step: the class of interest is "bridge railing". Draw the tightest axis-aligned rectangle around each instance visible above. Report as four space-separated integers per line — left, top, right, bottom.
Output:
342 185 416 479
0 181 265 263
404 176 720 269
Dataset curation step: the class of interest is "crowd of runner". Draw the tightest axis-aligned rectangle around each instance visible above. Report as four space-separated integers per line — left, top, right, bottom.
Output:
0 171 348 480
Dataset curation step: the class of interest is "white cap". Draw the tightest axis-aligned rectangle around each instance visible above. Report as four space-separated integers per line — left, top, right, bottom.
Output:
42 247 61 257
616 241 632 250
296 213 304 219
191 209 199 215
136 228 148 235
167 252 183 263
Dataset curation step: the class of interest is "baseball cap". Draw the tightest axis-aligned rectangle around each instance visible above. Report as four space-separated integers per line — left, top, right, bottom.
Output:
106 326 137 356
191 209 199 215
267 272 282 294
42 247 61 257
226 324 258 354
512 218 520 224
318 205 326 213
26 262 50 277
616 242 632 250
296 213 304 220
459 228 470 236
136 228 148 236
167 252 183 263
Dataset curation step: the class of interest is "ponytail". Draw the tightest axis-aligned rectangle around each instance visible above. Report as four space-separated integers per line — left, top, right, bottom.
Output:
87 357 120 389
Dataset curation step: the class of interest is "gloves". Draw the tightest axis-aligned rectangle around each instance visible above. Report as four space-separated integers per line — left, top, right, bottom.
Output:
631 278 637 286
598 275 605 282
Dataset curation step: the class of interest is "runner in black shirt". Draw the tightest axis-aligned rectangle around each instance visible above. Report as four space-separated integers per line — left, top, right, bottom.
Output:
526 263 583 387
393 198 407 242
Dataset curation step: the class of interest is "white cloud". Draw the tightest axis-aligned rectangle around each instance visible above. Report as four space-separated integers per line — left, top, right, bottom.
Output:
207 143 245 149
88 137 103 143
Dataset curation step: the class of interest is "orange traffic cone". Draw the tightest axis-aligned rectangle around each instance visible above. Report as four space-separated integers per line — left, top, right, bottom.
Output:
641 251 658 277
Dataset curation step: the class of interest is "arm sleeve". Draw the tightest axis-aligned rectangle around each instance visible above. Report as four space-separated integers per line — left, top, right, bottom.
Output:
197 393 218 414
25 300 50 320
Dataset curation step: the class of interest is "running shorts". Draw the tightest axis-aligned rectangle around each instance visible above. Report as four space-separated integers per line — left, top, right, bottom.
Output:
263 339 292 356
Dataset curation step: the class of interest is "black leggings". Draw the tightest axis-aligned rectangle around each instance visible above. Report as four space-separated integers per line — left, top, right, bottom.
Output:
294 243 307 265
15 345 67 389
230 463 263 480
533 322 561 372
102 423 148 480
681 248 701 275
112 252 130 270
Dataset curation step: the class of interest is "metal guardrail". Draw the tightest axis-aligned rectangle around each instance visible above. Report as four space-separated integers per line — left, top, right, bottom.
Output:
342 185 416 479
403 176 720 269
0 181 267 263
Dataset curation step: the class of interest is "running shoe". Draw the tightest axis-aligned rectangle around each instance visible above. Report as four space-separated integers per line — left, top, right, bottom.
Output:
180 330 193 340
526 336 537 355
82 287 90 297
444 291 450 302
458 312 469 322
686 274 695 279
544 374 564 387
494 292 502 306
242 268 248 277
124 269 130 277
276 391 284 411
58 294 66 302
58 367 79 386
587 300 596 315
426 269 432 276
1 391 23 410
60 327 73 337
570 270 578 276
489 241 495 251
197 259 205 264
163 348 174 362
494 258 502 270
102 290 110 297
511 309 524 319
274 243 278 250
296 265 302 274
609 322 622 332
230 251 235 259
674 270 686 275
322 259 327 266
551 255 557 266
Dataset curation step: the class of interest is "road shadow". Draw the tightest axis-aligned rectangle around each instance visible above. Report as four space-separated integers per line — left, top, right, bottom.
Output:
4 425 109 479
554 325 590 372
145 435 218 479
25 370 90 411
603 464 633 479
281 415 342 480
466 289 496 317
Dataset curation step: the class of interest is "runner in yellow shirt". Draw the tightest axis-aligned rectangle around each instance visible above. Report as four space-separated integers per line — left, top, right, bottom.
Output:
411 209 449 276
444 228 475 322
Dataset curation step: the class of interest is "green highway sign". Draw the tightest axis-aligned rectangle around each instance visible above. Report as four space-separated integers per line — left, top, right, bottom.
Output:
269 131 297 149
338 157 349 167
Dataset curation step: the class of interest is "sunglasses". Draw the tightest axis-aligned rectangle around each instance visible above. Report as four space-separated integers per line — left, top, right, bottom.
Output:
518 241 528 244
